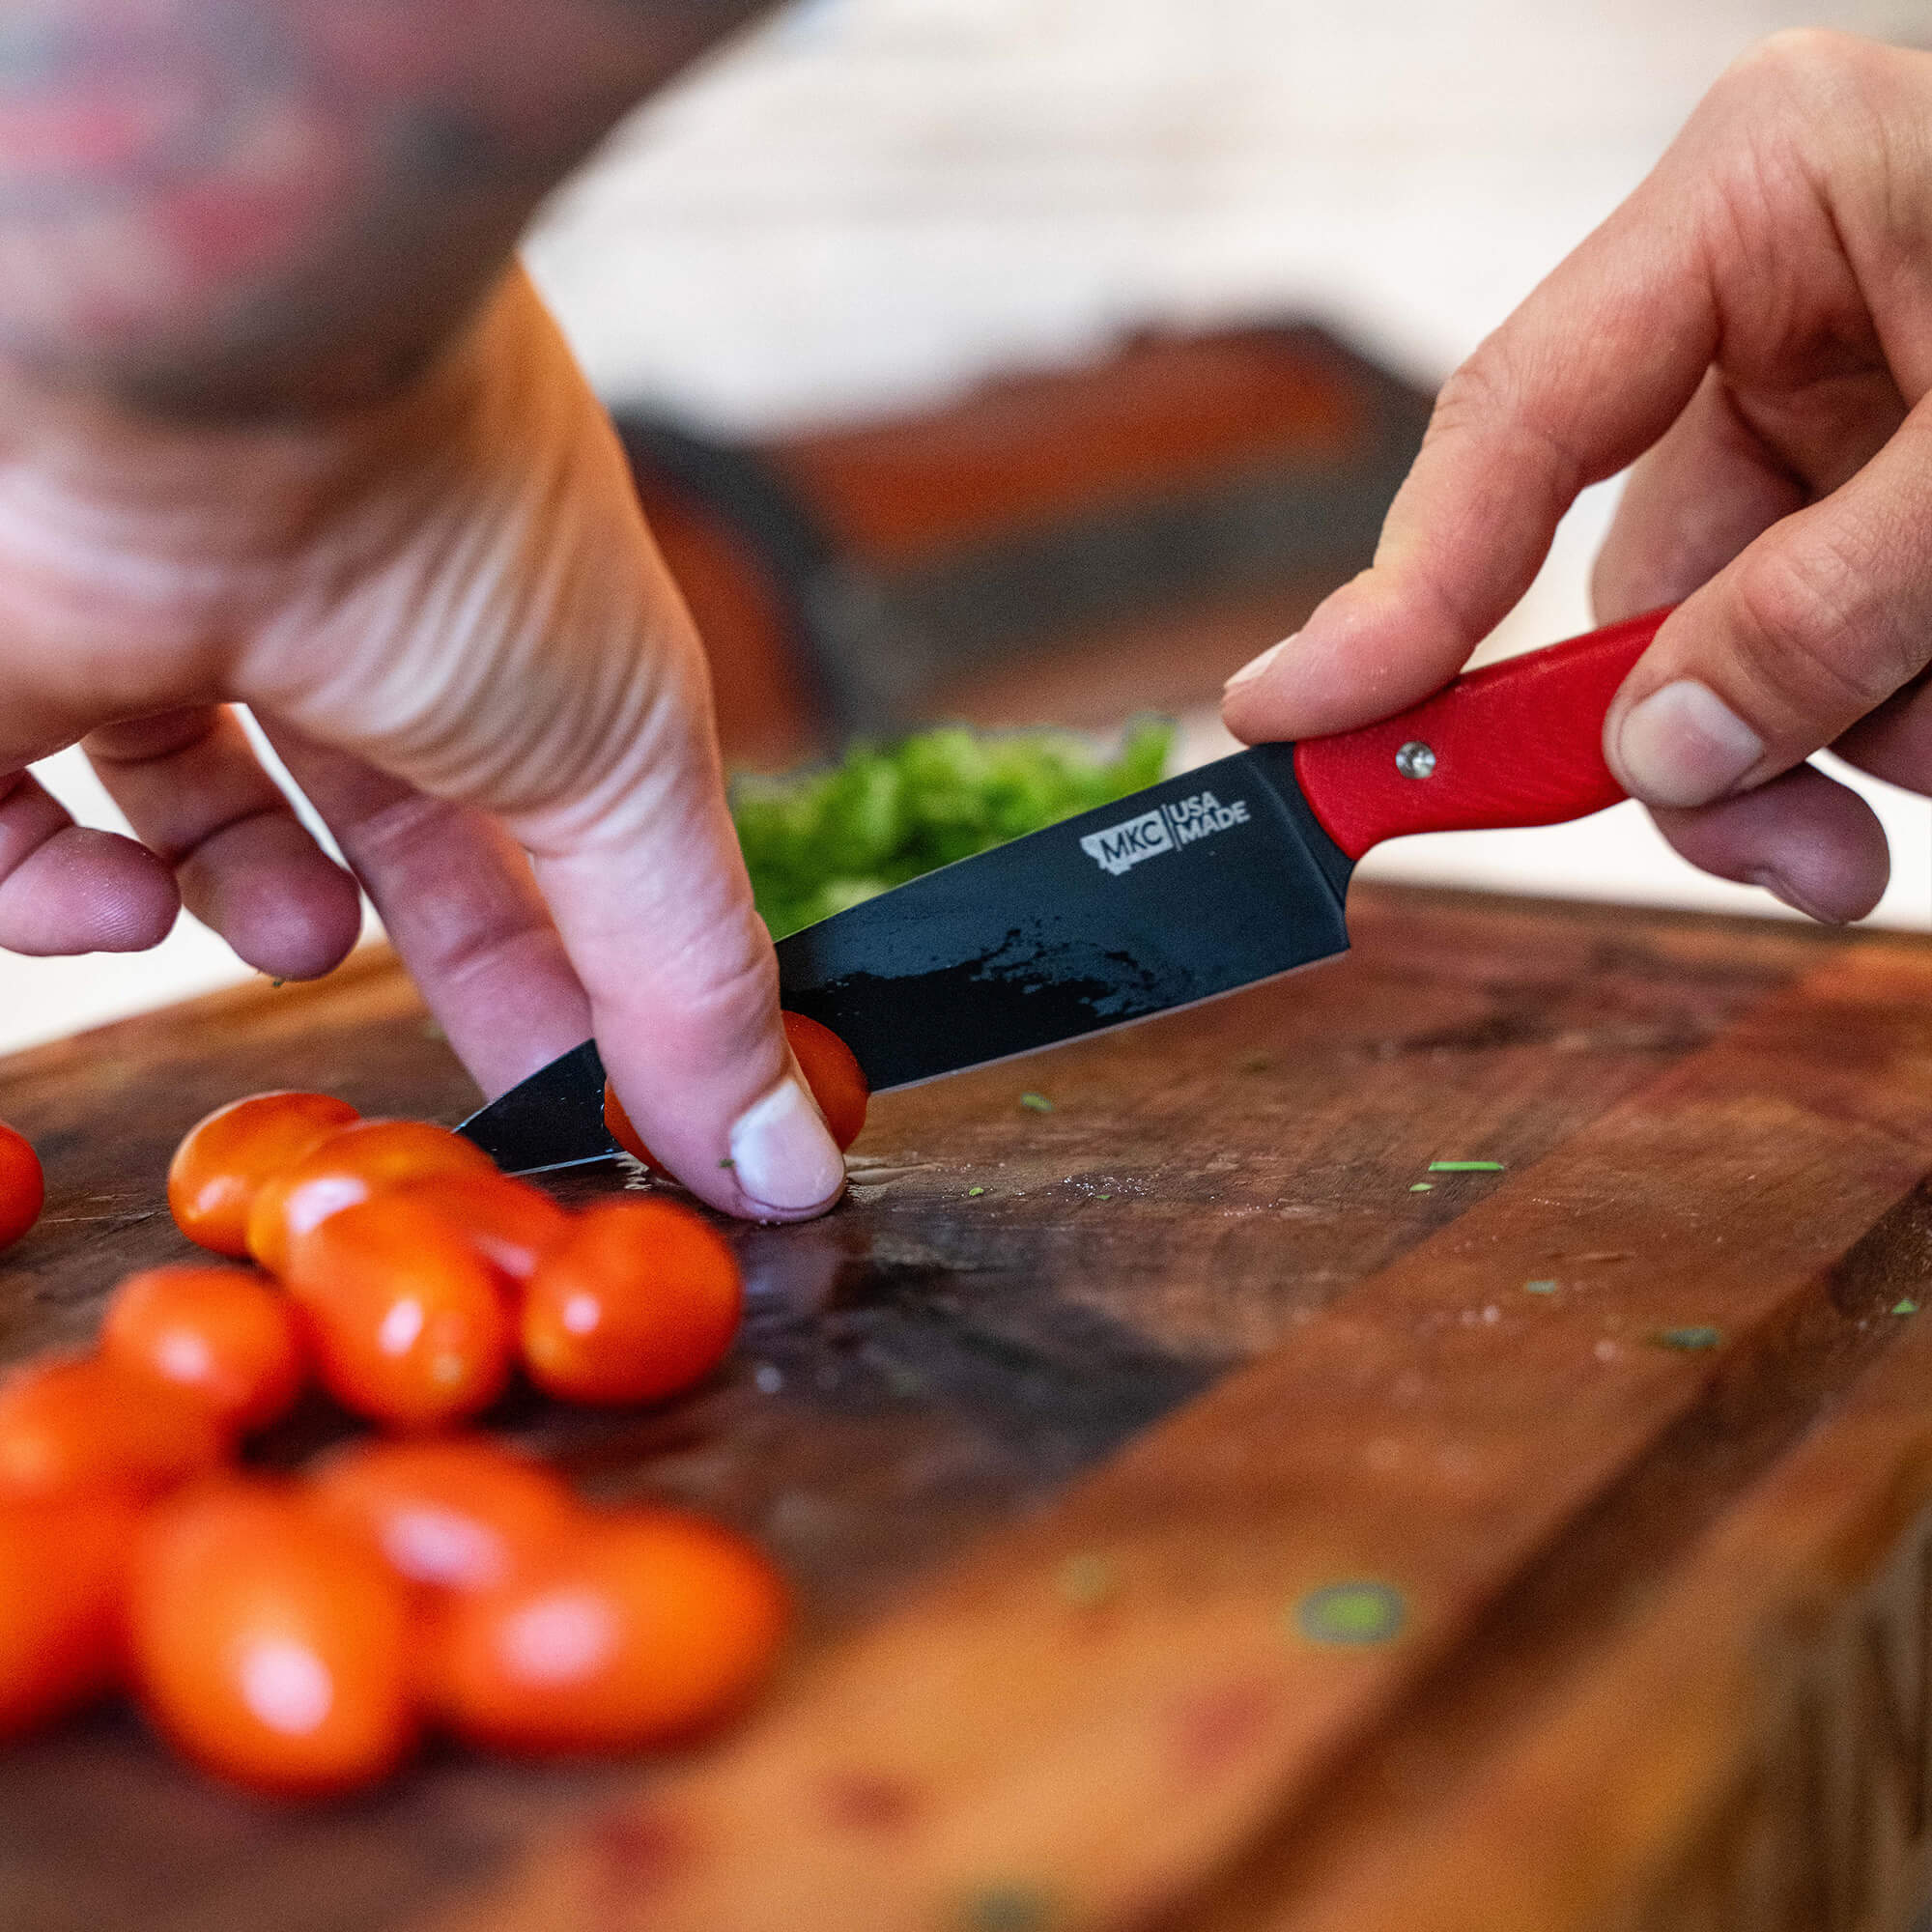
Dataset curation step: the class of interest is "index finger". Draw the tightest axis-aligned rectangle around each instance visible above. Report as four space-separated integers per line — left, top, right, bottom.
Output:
1222 153 1724 743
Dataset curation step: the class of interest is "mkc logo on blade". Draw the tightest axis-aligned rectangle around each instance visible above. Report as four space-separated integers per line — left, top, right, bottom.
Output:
1080 790 1253 877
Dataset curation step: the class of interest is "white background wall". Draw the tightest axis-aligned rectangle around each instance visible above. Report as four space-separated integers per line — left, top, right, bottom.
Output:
2 0 1925 1053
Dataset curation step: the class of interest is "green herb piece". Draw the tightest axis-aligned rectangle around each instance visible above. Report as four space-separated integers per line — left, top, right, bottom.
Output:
1291 1581 1406 1647
1523 1279 1558 1294
1019 1093 1054 1114
1055 1552 1119 1608
1428 1159 1505 1173
270 978 285 989
1094 1192 1112 1202
1894 1299 1919 1317
718 1157 736 1169
1652 1326 1722 1351
955 1887 1056 1932
1408 1182 1433 1194
967 1186 985 1198
733 720 1173 942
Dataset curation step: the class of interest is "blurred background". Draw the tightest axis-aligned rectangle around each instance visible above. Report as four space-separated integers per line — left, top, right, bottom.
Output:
3 0 1926 1053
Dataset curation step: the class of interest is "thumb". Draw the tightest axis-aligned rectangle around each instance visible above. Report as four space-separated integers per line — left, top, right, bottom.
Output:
1604 401 1932 808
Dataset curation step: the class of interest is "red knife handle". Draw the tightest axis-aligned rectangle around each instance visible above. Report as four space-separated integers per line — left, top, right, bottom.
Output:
1290 606 1673 862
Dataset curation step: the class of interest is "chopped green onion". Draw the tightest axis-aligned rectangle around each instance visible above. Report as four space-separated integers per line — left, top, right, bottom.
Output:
967 1186 985 1198
1894 1298 1919 1317
1428 1159 1505 1173
1523 1279 1558 1294
1652 1326 1722 1351
1019 1093 1054 1114
1408 1182 1434 1194
733 720 1173 942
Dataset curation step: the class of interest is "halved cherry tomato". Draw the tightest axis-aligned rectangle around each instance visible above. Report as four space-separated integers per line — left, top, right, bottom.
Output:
101 1264 306 1435
0 1122 44 1253
169 1092 359 1257
0 1354 229 1502
428 1507 787 1753
129 1478 417 1799
389 1171 570 1288
0 1492 139 1740
286 1194 513 1430
245 1118 497 1278
604 1009 868 1177
520 1200 742 1407
308 1436 579 1594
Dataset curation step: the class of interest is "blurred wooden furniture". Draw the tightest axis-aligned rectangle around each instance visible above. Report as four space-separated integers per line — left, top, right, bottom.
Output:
617 325 1433 767
2 891 1931 1930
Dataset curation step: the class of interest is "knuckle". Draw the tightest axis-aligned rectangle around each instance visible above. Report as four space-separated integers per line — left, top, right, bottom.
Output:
1731 540 1906 718
1719 28 1869 110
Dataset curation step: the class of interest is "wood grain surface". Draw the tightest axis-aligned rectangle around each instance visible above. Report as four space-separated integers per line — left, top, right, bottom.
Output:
0 884 1927 1932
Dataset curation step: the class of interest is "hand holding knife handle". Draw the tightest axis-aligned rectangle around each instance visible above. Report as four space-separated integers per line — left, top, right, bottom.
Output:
1291 606 1673 860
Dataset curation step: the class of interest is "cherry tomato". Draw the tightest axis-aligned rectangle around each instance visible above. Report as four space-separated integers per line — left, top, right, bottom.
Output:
129 1478 417 1799
0 1122 44 1253
429 1507 787 1753
389 1171 570 1287
0 1354 230 1503
245 1118 497 1278
169 1092 359 1257
520 1200 741 1407
780 1011 869 1150
0 1492 139 1740
286 1194 513 1430
308 1436 580 1594
603 1009 868 1176
101 1264 306 1435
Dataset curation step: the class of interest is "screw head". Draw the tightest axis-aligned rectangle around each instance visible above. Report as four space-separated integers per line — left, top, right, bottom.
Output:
1395 740 1437 781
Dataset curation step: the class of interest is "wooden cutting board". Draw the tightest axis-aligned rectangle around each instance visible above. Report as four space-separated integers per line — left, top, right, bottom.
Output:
1 882 1930 1932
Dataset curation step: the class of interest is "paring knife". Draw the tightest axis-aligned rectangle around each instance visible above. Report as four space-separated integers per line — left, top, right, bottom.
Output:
459 606 1672 1174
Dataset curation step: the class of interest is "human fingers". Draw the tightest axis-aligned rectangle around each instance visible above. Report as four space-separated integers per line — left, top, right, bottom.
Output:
240 273 842 1220
258 725 593 1104
1594 361 1906 625
1649 762 1889 924
1603 395 1932 810
1221 173 1722 746
83 706 361 980
0 768 178 953
1833 670 1932 794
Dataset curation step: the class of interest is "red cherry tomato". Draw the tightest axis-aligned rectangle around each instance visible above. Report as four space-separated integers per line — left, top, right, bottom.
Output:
520 1200 742 1407
780 1012 868 1150
603 1009 868 1177
168 1092 360 1257
428 1507 788 1754
286 1194 514 1431
308 1436 580 1594
0 1492 139 1740
245 1118 497 1278
0 1354 230 1503
101 1264 306 1435
389 1171 570 1287
0 1122 44 1253
129 1478 418 1799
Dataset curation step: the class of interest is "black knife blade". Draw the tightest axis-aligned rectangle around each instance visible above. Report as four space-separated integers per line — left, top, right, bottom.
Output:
456 608 1673 1173
455 744 1345 1170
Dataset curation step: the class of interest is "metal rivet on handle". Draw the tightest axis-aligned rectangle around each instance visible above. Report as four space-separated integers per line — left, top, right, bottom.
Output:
1395 740 1437 781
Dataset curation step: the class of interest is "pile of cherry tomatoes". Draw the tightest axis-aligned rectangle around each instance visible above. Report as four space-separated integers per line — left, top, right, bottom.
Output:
0 1013 868 1799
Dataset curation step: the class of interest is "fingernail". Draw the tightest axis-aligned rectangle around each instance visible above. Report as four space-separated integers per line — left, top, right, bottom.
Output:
1225 634 1295 692
1747 867 1846 925
1612 680 1764 808
728 1077 845 1211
